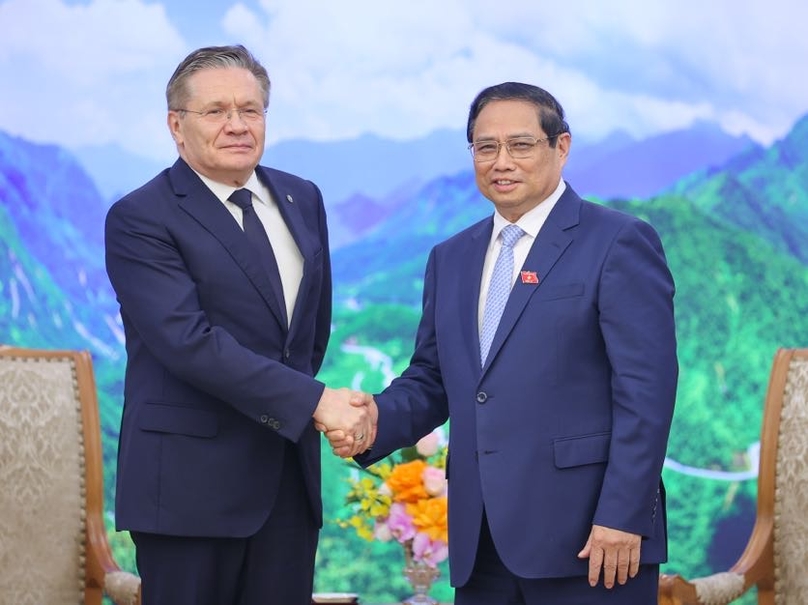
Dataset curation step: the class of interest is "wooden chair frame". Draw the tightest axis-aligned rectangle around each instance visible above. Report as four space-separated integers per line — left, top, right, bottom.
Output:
659 348 808 605
0 347 141 605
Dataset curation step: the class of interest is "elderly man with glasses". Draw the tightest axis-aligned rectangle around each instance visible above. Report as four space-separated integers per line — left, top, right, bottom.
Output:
105 44 374 605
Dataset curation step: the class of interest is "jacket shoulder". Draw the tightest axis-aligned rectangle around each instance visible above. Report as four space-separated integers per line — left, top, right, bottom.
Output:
258 165 317 190
435 216 491 251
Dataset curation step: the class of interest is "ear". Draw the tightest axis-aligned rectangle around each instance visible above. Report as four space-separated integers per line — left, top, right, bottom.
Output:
556 132 571 163
167 111 183 144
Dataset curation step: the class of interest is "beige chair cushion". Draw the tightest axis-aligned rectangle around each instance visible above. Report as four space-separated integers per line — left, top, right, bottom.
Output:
773 355 808 604
0 355 85 604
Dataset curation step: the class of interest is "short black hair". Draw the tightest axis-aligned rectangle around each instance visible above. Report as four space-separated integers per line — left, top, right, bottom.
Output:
466 82 570 147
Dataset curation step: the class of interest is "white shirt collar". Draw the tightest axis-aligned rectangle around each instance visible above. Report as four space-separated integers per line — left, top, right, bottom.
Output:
192 170 268 207
490 179 566 241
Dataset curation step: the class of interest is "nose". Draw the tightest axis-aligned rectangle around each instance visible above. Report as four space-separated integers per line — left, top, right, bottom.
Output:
223 110 249 131
491 143 515 167
228 110 248 122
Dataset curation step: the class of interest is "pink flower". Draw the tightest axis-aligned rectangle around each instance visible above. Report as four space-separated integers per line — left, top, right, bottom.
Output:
386 502 416 543
411 532 449 567
373 520 393 542
415 431 441 457
422 466 447 497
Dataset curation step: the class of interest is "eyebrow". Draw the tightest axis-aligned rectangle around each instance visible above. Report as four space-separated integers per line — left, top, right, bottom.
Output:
198 99 263 108
473 132 537 141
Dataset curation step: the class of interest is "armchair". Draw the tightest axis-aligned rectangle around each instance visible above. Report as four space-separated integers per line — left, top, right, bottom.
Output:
658 347 808 605
0 347 141 605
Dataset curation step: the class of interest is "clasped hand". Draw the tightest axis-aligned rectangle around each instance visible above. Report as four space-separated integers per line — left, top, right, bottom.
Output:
312 387 377 457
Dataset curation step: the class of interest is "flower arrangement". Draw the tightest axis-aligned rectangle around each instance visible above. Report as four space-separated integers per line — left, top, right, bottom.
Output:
341 428 449 568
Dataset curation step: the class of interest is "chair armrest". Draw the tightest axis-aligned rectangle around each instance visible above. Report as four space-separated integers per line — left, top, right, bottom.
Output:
105 570 142 605
659 572 746 605
86 513 142 604
659 513 774 604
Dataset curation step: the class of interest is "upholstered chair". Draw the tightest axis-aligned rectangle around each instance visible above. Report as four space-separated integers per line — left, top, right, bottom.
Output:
0 347 141 605
658 348 808 605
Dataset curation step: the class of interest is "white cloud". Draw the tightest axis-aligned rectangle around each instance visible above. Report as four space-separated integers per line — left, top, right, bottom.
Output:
0 0 186 159
0 0 806 162
219 0 808 146
465 0 808 143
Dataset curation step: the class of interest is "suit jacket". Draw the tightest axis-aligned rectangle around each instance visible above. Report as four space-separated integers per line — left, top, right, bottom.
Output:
359 184 677 587
105 157 331 537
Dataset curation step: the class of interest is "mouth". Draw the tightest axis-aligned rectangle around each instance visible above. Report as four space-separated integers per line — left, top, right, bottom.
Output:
491 179 519 192
220 146 255 157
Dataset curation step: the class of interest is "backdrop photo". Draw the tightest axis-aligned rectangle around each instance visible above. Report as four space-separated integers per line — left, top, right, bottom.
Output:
1 1 807 603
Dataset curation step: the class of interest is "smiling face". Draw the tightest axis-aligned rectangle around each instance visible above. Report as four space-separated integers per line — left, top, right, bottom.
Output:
167 66 266 187
471 99 570 222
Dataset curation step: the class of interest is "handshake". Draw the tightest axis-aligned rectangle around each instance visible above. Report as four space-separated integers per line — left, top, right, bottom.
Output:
312 387 377 458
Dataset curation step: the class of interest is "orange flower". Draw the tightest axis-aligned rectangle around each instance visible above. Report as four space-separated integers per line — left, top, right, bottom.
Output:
385 459 429 503
407 496 448 543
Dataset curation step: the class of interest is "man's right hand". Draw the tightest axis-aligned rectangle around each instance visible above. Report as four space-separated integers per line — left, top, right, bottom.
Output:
312 387 374 457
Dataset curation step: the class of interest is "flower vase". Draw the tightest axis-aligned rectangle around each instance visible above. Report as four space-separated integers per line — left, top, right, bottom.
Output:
402 555 439 605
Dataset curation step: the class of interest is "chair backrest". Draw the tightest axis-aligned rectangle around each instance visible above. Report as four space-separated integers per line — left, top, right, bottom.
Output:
0 348 99 604
769 348 808 603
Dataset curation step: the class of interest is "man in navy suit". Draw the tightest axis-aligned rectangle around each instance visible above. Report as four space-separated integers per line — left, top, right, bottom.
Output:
328 82 678 604
105 45 373 605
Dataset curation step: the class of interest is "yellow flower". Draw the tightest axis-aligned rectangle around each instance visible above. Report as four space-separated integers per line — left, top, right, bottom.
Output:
347 515 375 541
407 496 448 543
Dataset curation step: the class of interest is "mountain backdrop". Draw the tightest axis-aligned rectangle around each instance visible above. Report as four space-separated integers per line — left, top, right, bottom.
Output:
1 116 807 603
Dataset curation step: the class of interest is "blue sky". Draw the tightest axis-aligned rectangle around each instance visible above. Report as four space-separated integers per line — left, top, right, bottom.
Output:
1 0 807 163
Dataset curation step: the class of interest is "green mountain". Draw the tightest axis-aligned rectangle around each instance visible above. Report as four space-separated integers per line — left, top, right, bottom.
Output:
2 114 807 602
669 112 808 263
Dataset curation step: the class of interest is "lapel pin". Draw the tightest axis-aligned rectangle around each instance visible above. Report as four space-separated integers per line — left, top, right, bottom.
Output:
286 194 294 203
520 271 539 284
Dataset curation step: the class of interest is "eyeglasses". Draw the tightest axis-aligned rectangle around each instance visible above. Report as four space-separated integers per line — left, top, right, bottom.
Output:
468 135 556 162
175 107 267 124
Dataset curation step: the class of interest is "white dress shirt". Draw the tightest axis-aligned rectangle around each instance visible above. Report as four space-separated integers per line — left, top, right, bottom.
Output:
478 179 566 334
197 171 303 327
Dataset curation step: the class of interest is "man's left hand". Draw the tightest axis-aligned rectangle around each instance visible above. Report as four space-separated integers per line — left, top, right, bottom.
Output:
577 524 641 588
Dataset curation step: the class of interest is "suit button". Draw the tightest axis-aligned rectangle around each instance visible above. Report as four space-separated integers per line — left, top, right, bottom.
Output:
476 392 488 403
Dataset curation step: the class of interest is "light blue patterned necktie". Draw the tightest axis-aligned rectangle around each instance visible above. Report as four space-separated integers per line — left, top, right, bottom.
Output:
480 224 525 365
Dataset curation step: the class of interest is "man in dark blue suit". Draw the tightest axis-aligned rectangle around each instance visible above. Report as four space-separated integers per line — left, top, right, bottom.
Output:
329 82 678 604
105 45 373 605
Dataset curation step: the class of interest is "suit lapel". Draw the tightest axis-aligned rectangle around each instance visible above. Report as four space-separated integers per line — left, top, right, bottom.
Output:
481 187 580 372
460 219 493 375
259 168 318 261
257 167 319 342
170 160 288 331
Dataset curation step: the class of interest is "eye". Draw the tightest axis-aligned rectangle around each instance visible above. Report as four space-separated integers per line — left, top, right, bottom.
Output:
509 140 535 151
475 142 498 155
240 109 262 120
204 108 226 118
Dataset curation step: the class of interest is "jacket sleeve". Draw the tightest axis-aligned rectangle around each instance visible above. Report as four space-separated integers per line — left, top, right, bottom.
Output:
592 217 678 537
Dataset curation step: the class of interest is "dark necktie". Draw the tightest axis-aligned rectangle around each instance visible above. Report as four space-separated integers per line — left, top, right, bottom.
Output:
229 188 287 326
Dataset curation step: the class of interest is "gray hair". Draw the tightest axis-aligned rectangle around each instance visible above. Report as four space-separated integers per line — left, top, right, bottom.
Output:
166 44 271 110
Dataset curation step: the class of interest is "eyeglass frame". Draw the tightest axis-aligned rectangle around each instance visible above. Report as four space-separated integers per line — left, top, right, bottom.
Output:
173 107 268 123
467 134 562 162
